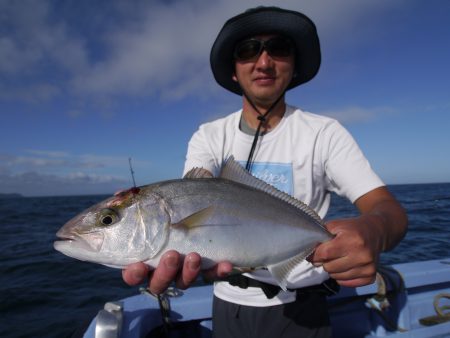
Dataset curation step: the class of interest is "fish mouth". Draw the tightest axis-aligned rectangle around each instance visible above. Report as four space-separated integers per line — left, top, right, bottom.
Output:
55 227 78 243
54 230 104 253
55 232 75 242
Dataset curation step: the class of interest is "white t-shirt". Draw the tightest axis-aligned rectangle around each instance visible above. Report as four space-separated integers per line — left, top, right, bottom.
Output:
183 105 384 307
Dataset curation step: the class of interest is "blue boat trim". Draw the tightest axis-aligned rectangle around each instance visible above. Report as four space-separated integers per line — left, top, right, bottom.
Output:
83 259 450 338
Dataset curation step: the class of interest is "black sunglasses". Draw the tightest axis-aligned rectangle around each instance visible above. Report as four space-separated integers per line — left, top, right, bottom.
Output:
233 37 293 61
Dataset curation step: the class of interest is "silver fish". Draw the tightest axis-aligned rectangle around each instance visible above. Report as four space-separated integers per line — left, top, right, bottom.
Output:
54 157 333 290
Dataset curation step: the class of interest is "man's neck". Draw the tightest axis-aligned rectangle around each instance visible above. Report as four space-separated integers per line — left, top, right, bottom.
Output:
241 98 286 132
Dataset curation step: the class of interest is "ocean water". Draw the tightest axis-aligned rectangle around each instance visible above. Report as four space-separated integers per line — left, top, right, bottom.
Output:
1 183 449 338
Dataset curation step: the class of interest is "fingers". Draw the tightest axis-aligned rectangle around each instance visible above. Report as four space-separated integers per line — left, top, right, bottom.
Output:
149 250 182 295
311 247 376 287
335 275 376 288
122 251 233 295
324 257 376 287
203 261 233 281
176 255 232 287
149 251 213 294
176 252 202 289
122 262 150 286
312 242 377 286
310 220 378 288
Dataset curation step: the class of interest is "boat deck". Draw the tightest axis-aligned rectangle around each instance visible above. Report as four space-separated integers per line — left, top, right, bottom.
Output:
84 259 450 337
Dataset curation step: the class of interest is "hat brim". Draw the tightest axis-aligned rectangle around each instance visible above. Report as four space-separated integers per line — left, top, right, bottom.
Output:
210 7 321 95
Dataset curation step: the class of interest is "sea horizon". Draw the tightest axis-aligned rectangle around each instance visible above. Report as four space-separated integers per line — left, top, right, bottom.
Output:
2 181 450 199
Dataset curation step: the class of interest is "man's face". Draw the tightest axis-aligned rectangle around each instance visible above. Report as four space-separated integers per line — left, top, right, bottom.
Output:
232 34 295 107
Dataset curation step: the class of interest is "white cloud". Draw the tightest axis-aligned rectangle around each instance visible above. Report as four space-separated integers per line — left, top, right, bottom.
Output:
65 171 126 184
0 0 88 74
11 156 68 167
70 1 221 98
0 83 61 103
25 150 68 157
0 150 154 196
0 0 407 104
0 170 128 196
14 152 149 173
319 106 396 124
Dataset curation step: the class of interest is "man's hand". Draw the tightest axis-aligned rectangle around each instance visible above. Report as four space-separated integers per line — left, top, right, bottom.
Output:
122 250 233 295
311 216 382 287
310 186 407 288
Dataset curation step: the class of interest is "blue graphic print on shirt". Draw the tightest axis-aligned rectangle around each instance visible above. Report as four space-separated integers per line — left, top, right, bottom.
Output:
239 161 294 195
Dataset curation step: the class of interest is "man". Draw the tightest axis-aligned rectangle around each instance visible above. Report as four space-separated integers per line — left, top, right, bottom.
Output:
123 6 407 337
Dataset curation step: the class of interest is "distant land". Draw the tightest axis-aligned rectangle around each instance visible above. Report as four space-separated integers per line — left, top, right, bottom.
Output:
0 193 24 199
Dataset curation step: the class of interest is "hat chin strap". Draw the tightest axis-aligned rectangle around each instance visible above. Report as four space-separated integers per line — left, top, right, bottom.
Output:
243 90 285 172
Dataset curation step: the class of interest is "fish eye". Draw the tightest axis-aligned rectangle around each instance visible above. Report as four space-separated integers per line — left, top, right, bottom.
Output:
98 209 119 227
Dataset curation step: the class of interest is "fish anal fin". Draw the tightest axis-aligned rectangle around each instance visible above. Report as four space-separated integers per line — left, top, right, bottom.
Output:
267 247 315 291
172 206 214 229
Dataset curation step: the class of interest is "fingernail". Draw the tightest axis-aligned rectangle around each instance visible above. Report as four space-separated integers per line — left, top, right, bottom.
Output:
187 256 200 271
131 269 146 281
165 256 178 269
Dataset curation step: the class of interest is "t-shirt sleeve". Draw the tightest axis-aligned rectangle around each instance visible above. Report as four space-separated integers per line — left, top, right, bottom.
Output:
183 125 220 177
322 121 384 203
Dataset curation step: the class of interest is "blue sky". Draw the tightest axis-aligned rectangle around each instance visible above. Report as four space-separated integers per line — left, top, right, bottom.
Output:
1 0 449 196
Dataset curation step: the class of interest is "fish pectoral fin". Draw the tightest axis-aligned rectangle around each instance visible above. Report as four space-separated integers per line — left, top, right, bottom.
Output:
267 247 315 291
173 206 214 229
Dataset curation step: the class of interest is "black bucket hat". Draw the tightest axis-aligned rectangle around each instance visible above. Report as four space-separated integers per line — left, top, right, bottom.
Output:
210 6 321 95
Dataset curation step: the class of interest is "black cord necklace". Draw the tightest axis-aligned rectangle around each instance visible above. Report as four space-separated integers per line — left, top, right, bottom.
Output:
244 92 285 171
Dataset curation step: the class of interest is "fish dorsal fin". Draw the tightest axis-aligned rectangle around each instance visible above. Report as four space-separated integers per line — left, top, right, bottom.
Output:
220 156 324 226
183 167 214 179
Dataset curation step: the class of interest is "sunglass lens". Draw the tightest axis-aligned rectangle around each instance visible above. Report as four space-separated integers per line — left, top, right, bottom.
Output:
266 38 292 57
234 40 262 60
234 38 292 60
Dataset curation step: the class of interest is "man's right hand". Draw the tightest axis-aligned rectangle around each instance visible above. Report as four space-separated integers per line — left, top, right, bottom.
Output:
122 250 233 295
